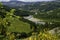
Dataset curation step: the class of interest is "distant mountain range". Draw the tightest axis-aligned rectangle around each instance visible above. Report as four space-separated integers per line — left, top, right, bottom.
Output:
2 1 58 7
2 1 33 7
2 1 60 12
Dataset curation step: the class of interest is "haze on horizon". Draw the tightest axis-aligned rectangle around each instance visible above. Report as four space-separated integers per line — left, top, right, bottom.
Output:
0 0 56 2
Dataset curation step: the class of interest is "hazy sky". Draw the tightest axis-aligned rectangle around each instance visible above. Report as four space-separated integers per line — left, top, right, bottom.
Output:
0 0 9 2
0 0 55 2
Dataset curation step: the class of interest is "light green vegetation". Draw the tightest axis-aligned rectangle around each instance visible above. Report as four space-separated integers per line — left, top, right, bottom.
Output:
8 18 32 33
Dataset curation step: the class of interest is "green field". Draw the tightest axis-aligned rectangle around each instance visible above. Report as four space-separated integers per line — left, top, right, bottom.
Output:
7 18 32 33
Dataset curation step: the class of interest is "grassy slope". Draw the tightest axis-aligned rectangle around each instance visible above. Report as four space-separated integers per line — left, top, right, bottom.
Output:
7 18 32 33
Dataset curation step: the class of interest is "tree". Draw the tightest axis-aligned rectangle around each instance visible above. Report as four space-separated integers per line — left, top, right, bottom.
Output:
0 3 20 40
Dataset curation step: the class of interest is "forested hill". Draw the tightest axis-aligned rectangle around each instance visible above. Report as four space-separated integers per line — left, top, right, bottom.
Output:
20 1 60 12
2 1 60 12
0 4 34 17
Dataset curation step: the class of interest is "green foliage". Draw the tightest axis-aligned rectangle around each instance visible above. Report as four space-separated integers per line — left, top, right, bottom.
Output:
0 2 60 40
0 3 20 40
15 10 34 17
38 31 59 40
0 2 3 8
0 3 33 40
34 8 60 22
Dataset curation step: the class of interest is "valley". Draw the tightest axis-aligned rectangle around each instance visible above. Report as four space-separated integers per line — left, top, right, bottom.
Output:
0 1 60 40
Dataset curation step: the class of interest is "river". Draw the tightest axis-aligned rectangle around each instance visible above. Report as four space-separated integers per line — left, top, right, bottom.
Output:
23 15 45 25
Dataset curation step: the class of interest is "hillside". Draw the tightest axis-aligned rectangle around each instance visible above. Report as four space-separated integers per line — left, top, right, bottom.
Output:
2 1 60 12
34 8 60 22
0 1 60 40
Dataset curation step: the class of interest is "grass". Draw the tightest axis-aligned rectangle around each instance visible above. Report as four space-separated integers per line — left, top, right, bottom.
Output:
7 18 32 33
